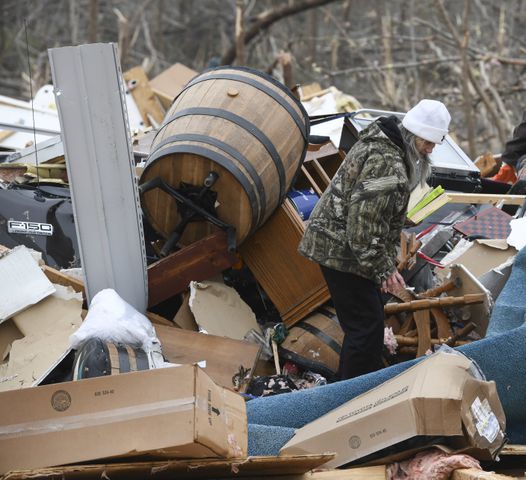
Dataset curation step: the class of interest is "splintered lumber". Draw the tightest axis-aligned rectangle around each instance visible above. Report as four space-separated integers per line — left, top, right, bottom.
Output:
390 286 417 303
148 62 199 109
397 232 422 271
147 230 238 307
406 233 421 270
41 265 85 296
452 469 516 479
294 465 387 478
145 311 175 327
123 66 165 127
447 192 525 205
384 293 485 315
474 151 501 177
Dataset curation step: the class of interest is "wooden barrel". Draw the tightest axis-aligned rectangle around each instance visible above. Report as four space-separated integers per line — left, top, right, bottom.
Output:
72 338 150 379
139 66 309 246
278 306 343 380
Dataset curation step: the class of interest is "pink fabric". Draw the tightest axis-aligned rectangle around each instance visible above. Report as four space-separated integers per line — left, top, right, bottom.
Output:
387 448 482 480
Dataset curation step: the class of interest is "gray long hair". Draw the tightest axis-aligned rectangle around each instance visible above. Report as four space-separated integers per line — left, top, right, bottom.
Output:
399 124 432 191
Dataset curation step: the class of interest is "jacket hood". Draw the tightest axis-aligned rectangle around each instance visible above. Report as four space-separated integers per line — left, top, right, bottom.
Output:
358 116 414 180
358 116 404 152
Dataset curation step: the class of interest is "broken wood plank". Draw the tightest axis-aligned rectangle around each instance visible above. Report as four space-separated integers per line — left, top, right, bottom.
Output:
249 465 387 479
41 265 85 296
147 230 238 308
384 293 486 315
123 66 165 127
145 311 176 327
474 151 501 177
148 62 199 110
501 444 526 455
452 468 516 479
447 192 525 205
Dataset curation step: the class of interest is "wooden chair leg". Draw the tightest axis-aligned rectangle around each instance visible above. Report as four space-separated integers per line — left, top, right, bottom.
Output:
414 309 432 357
398 313 415 336
431 307 453 340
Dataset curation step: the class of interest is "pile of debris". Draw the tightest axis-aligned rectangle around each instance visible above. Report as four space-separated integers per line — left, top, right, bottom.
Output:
0 42 525 479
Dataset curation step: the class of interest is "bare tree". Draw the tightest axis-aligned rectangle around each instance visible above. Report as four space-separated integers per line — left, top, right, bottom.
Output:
220 0 342 65
435 0 507 152
235 0 246 65
89 0 98 43
1 0 524 156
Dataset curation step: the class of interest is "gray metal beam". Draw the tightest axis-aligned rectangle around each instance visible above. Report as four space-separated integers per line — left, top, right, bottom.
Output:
0 121 59 136
48 43 147 312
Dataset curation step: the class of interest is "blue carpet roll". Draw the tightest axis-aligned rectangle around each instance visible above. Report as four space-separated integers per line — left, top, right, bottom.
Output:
248 424 295 456
486 245 526 336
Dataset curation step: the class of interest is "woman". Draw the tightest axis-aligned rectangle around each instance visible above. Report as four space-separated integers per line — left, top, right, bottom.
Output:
298 99 451 380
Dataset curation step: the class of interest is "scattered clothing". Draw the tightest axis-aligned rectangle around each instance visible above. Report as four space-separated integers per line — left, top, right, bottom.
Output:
387 448 481 480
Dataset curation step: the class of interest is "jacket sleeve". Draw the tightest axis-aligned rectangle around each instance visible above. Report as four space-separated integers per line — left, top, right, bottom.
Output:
345 151 407 284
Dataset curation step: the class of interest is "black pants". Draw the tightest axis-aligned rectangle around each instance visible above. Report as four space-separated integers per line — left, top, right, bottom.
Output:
320 265 385 380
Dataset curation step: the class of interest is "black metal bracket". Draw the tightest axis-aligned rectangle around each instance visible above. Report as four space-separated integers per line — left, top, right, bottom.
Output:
139 173 236 256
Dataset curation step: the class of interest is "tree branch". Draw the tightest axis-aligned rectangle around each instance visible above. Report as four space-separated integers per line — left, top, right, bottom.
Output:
329 56 463 76
220 0 340 65
435 0 507 147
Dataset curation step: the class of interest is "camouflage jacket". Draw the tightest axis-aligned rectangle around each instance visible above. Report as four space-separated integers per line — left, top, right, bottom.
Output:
298 119 411 285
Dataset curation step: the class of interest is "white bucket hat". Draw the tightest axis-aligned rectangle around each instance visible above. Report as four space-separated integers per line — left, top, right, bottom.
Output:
402 99 451 144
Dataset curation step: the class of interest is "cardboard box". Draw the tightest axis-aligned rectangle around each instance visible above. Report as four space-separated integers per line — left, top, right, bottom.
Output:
149 62 198 109
446 264 493 337
0 284 83 392
437 238 517 282
0 365 247 474
1 455 338 480
280 352 506 468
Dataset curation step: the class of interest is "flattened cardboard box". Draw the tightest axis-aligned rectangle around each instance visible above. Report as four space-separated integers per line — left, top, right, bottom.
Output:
280 352 506 468
0 365 247 474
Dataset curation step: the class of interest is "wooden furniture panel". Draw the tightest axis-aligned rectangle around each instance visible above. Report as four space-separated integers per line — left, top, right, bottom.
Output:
147 230 238 307
240 199 329 327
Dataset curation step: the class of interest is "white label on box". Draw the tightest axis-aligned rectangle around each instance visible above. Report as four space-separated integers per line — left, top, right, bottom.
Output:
471 397 500 442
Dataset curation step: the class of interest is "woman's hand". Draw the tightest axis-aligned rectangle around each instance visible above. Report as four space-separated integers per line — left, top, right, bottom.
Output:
381 270 406 294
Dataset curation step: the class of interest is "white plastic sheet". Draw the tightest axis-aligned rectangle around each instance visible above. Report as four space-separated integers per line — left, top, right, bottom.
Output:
69 289 160 356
